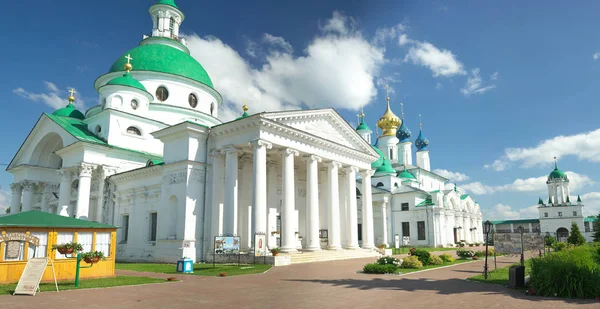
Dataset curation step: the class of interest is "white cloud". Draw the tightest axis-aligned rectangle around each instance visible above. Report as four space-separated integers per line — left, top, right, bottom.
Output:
13 82 85 110
373 24 406 46
489 128 600 169
404 40 466 77
185 11 385 121
593 52 600 61
461 68 496 96
580 192 600 216
484 159 508 171
461 171 594 195
484 203 539 220
398 34 411 46
262 34 293 54
435 82 443 90
491 72 499 80
433 169 469 182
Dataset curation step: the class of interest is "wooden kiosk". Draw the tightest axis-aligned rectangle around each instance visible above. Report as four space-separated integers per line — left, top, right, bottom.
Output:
0 211 117 284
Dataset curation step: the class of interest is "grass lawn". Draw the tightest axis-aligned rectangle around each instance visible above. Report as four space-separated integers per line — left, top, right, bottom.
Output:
0 276 166 295
116 263 272 277
468 260 532 285
392 247 458 255
398 259 474 275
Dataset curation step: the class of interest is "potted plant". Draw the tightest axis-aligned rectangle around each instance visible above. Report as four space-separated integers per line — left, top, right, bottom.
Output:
52 242 83 255
219 272 227 277
80 251 106 264
377 244 387 249
271 247 281 256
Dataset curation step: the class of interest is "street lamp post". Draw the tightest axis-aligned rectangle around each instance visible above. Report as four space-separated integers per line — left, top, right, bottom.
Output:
483 220 492 280
517 226 525 267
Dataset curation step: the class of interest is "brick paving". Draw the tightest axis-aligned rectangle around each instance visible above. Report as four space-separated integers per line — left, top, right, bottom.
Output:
2 252 597 309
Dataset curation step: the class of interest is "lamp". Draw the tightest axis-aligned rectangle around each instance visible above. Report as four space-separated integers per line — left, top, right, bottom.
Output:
517 226 525 266
483 220 492 280
483 220 492 234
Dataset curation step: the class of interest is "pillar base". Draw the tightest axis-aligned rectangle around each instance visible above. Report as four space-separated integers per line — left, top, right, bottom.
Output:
280 247 297 253
361 244 375 250
327 245 342 250
343 245 360 250
304 247 322 252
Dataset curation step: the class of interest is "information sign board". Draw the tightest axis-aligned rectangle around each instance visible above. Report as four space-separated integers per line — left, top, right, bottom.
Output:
13 258 48 296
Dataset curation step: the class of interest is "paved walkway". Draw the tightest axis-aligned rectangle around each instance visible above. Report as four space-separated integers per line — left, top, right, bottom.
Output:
2 253 597 308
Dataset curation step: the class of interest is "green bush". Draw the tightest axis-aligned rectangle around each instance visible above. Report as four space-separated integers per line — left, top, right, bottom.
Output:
410 249 432 265
529 245 600 299
376 256 401 267
552 242 568 252
429 254 443 265
474 251 485 258
439 253 455 263
363 263 399 274
567 222 587 246
400 256 423 269
544 235 557 247
456 249 475 259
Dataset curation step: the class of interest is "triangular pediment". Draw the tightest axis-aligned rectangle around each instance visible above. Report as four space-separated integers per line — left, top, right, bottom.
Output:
262 108 378 156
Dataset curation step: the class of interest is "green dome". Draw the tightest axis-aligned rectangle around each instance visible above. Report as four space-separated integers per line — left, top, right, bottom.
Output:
109 44 213 88
154 0 178 8
371 146 384 169
397 170 416 180
356 121 370 131
374 157 396 177
548 162 568 180
106 72 148 92
52 103 85 120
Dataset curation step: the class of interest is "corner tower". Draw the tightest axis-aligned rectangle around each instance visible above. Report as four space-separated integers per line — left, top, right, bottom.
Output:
396 102 412 166
414 114 430 171
149 0 185 44
546 157 570 205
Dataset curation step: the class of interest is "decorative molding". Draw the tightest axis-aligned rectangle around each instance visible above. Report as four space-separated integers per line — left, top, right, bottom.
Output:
304 154 322 163
110 165 162 183
163 172 187 185
249 139 273 150
79 163 96 178
360 169 375 177
221 145 243 156
209 149 224 158
21 180 37 192
10 183 22 192
344 166 359 174
326 161 342 169
57 169 74 181
190 166 206 184
283 148 299 156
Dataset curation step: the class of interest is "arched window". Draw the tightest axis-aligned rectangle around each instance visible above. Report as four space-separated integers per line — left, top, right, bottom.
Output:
188 93 198 108
389 149 393 160
210 102 215 115
169 17 175 34
126 126 141 136
156 86 169 102
376 182 384 187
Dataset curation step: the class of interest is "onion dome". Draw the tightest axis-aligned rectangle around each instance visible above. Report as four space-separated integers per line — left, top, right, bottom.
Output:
374 156 396 177
396 103 411 142
376 86 401 137
52 89 85 120
414 114 429 151
548 159 568 180
236 105 249 120
106 72 147 92
371 146 384 169
356 111 371 132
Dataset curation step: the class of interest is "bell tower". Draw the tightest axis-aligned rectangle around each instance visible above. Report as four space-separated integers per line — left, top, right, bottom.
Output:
149 0 185 42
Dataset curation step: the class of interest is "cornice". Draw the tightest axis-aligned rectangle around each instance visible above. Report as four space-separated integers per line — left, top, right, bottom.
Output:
110 165 162 183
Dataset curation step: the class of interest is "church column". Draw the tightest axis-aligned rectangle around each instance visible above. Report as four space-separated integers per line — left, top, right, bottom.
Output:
222 146 241 236
95 167 117 223
381 197 389 246
210 151 225 238
250 140 271 248
344 166 359 249
327 161 342 250
9 183 23 214
39 183 49 212
76 163 95 220
281 148 299 253
57 170 73 217
360 170 375 249
21 181 37 212
305 155 322 251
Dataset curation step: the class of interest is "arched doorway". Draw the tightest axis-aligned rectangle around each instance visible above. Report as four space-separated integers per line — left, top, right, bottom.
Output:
29 132 63 168
556 227 569 242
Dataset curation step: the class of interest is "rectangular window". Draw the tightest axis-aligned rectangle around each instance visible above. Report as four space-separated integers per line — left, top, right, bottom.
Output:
96 232 111 257
402 222 410 237
558 212 563 217
401 203 409 211
78 232 93 253
121 215 129 243
149 212 158 242
544 212 548 217
417 221 426 240
55 232 74 259
389 149 393 160
28 232 48 259
573 211 577 216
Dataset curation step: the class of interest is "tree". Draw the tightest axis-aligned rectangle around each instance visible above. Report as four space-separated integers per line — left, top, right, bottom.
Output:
567 221 586 246
593 212 600 242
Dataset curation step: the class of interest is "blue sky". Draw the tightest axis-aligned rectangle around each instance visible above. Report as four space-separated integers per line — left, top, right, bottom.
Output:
2 0 600 218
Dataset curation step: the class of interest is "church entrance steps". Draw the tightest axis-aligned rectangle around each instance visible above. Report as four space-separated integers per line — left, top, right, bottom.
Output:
280 249 382 264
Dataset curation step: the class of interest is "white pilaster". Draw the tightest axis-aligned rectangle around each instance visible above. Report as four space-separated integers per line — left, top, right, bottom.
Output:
305 155 322 251
21 181 37 212
76 163 95 220
360 170 375 249
95 167 117 223
57 170 73 217
9 183 23 214
381 197 389 246
281 148 299 253
210 151 225 238
40 183 49 213
344 166 359 249
327 161 342 250
222 146 241 236
416 150 431 171
250 140 272 247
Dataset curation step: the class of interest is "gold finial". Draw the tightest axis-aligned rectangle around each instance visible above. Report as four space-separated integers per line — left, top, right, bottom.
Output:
124 54 133 72
68 88 76 103
385 84 390 102
419 114 423 130
242 104 249 112
377 84 401 137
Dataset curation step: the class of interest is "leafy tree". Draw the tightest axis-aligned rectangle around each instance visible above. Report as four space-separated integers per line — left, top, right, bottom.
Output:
544 235 556 247
567 221 586 246
593 212 600 242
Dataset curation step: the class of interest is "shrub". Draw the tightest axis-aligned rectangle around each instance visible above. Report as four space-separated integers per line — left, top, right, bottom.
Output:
529 245 600 299
410 249 432 265
567 222 587 246
456 249 475 259
429 254 443 265
544 235 557 247
377 256 401 267
468 243 474 247
459 242 465 247
363 263 399 274
439 253 455 263
400 256 423 269
552 242 568 252
474 251 485 258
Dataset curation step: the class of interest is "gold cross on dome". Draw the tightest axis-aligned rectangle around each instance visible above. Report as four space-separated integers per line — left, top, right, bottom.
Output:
419 114 422 130
69 88 76 97
125 54 133 64
385 84 390 102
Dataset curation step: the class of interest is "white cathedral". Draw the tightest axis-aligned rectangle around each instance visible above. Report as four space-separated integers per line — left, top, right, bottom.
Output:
5 0 483 263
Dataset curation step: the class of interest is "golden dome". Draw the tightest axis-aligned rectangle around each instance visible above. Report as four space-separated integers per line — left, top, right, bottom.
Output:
377 97 401 137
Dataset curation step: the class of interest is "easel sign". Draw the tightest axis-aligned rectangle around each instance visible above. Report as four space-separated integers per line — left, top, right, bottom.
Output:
13 257 58 296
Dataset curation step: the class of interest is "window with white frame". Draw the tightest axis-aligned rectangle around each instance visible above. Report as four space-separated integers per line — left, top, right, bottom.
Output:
558 212 563 217
121 215 129 243
78 232 93 253
55 232 74 259
573 211 577 216
96 232 111 257
28 232 49 259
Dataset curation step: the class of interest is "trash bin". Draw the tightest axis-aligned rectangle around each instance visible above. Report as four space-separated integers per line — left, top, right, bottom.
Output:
508 265 525 288
176 258 194 273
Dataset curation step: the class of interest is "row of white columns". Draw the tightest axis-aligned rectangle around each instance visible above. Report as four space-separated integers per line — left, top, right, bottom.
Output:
211 140 376 253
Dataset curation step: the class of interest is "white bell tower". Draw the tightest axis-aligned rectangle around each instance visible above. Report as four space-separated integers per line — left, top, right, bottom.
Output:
149 0 185 41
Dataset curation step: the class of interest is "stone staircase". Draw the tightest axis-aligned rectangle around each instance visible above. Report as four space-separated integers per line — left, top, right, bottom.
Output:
281 249 382 264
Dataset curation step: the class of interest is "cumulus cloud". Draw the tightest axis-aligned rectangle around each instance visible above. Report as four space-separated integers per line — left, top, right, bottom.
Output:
13 81 85 110
403 38 466 77
594 52 600 61
580 192 600 216
433 169 469 182
460 171 594 195
262 34 293 54
488 129 600 169
484 203 539 220
185 11 385 121
461 68 496 96
373 24 406 46
484 159 508 171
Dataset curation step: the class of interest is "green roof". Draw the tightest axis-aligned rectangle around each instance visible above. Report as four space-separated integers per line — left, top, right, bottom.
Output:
147 159 165 167
577 194 582 202
109 44 213 88
236 111 249 120
548 162 568 180
397 170 416 180
584 217 598 223
416 198 435 207
371 146 384 169
429 190 440 193
489 219 540 225
106 72 149 93
154 0 178 8
374 156 396 177
460 194 469 200
0 211 115 229
538 197 544 205
356 121 370 131
52 103 85 120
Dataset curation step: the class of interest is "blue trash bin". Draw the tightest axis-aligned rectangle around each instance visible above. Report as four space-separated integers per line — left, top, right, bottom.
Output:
176 258 194 273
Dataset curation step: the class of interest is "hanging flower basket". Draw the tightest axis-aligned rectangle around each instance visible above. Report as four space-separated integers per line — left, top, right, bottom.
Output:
58 247 74 255
80 251 106 264
84 256 102 264
52 242 83 255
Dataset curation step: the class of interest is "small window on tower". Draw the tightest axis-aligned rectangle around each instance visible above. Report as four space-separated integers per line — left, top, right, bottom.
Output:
156 86 169 102
389 149 393 160
126 126 141 136
210 102 215 115
573 211 577 216
544 212 548 217
169 18 175 34
558 212 563 217
188 93 198 108
131 99 139 110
